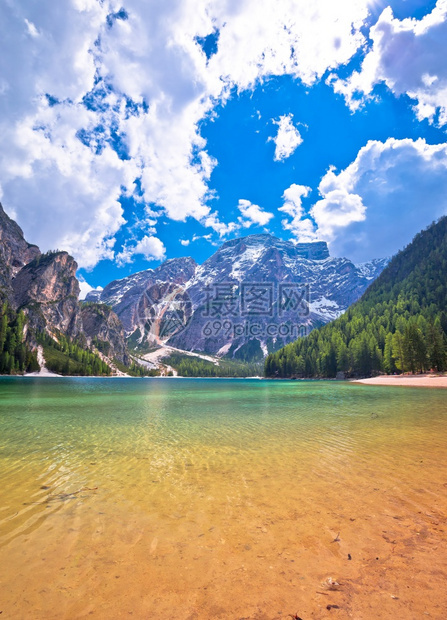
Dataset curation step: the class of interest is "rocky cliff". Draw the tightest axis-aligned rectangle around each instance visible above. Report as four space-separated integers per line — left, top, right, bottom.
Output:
0 203 130 368
0 202 40 304
13 251 83 340
81 303 129 365
92 257 197 334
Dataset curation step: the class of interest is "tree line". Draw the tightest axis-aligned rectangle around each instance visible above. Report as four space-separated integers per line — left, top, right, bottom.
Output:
38 332 112 376
166 353 263 377
0 302 39 374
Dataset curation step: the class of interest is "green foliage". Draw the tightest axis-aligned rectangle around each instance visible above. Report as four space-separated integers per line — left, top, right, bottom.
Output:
28 250 64 269
38 332 111 376
0 302 39 374
229 338 264 362
114 358 160 377
81 301 113 312
92 337 111 357
165 352 263 377
265 217 447 378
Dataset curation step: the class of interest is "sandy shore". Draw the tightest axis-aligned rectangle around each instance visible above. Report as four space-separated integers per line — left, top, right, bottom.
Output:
353 374 447 388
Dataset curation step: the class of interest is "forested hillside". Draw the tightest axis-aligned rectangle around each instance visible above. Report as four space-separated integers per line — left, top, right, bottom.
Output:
164 352 263 377
0 301 112 376
37 332 112 376
265 217 447 378
0 302 39 374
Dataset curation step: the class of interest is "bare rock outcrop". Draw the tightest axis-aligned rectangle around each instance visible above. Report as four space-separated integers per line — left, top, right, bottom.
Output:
12 251 83 339
81 302 129 365
0 202 40 304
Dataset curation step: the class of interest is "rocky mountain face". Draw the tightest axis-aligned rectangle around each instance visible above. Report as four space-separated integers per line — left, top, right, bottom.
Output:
1 199 388 365
80 303 129 365
88 233 388 360
0 202 40 304
0 203 129 365
13 251 83 340
94 258 197 334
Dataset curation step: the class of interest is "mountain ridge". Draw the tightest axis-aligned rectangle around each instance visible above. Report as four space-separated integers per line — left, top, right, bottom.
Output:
87 233 388 361
0 200 392 374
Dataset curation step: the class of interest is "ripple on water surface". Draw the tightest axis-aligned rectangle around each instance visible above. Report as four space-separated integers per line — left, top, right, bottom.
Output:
1 377 447 619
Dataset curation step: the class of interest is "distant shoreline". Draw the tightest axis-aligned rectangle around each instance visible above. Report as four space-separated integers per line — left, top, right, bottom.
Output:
1 374 446 387
352 375 447 388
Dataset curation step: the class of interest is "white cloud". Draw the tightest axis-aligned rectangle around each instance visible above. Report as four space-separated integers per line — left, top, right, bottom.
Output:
78 276 102 300
312 188 366 240
24 19 39 37
289 218 319 243
206 0 369 90
278 184 318 241
0 0 372 268
203 211 239 237
279 183 310 220
134 235 166 261
179 239 190 246
115 247 134 267
237 199 274 228
193 233 215 244
310 138 447 261
331 1 447 124
116 234 166 266
203 199 273 237
270 115 303 161
0 1 137 268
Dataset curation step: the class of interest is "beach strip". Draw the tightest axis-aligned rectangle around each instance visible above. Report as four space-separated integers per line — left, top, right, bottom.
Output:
352 375 447 388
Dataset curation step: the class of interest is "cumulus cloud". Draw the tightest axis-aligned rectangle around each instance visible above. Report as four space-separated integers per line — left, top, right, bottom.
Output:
206 0 369 90
203 211 239 237
0 1 137 268
270 115 303 161
0 0 372 268
1 101 136 268
237 199 274 228
78 276 102 300
202 199 273 237
310 138 447 261
278 184 318 241
116 234 166 266
331 1 447 124
134 235 166 260
279 184 310 219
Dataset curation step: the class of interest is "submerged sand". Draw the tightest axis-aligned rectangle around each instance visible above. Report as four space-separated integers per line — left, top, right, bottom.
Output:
353 375 447 388
1 379 447 619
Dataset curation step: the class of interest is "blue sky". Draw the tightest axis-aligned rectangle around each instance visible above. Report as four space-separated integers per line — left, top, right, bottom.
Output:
1 0 447 296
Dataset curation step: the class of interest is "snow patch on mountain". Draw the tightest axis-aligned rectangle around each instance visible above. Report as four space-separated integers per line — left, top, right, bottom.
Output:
310 296 341 321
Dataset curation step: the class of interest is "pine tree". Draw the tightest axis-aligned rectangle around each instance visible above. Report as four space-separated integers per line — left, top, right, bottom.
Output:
427 320 446 372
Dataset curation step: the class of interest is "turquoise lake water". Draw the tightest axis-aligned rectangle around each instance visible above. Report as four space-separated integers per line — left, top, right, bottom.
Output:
0 378 446 619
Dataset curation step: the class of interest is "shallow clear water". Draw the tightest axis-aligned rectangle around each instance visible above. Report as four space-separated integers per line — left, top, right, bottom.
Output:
0 378 446 619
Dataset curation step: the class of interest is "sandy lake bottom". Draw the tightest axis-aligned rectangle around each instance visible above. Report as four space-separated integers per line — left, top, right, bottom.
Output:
1 377 446 619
